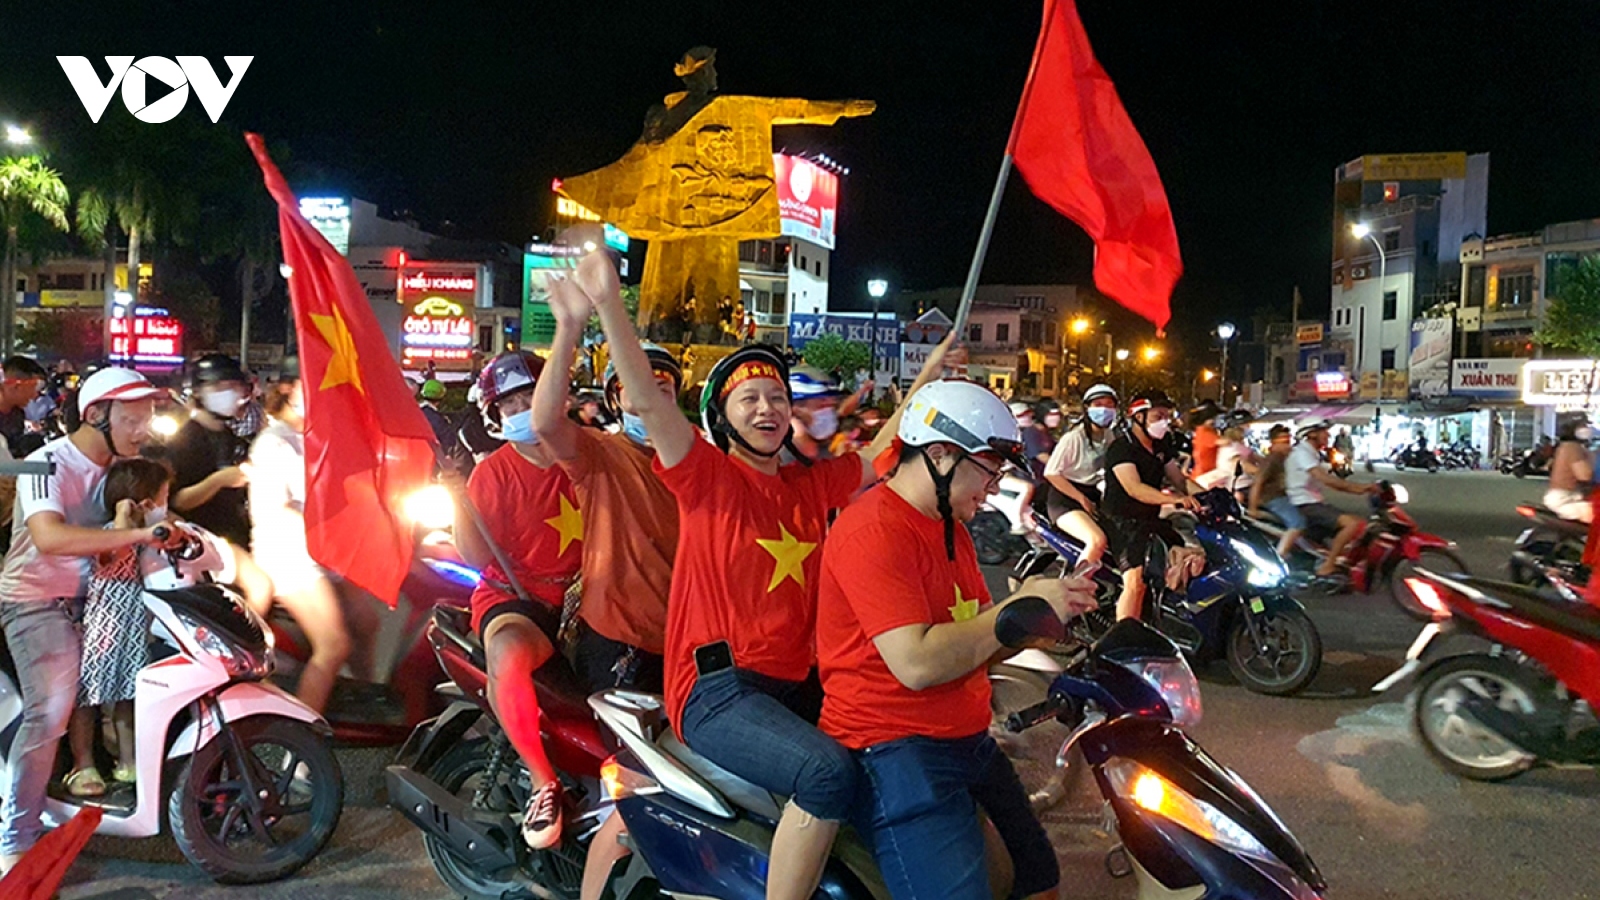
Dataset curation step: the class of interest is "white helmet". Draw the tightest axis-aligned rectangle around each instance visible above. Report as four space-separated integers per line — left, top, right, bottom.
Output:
1082 383 1118 405
900 379 1026 467
78 366 162 416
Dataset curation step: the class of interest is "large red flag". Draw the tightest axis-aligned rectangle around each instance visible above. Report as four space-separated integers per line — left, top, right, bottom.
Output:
1010 0 1183 331
0 806 102 900
246 133 437 604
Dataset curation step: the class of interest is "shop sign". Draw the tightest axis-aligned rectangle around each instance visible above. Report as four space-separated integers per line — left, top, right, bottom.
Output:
1523 359 1600 406
774 154 839 250
1296 323 1324 345
399 263 478 371
1450 358 1522 398
109 313 183 365
1314 370 1351 398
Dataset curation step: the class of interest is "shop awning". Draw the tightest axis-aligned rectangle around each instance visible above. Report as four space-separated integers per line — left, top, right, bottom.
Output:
1303 404 1380 426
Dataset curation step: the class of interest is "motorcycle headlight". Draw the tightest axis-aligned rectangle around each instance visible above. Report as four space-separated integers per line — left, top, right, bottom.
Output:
174 611 272 679
403 484 457 531
1127 657 1203 727
151 414 182 438
1230 537 1288 589
1391 484 1409 505
1105 758 1271 860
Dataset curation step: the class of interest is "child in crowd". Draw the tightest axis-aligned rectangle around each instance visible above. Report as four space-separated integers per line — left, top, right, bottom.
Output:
67 458 272 796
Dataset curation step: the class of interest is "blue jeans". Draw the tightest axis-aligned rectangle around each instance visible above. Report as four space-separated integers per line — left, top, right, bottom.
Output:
853 733 1058 900
679 667 857 821
1264 496 1307 532
0 599 83 856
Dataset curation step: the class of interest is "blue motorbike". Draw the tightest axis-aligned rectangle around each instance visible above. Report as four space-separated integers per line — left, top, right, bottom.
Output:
1016 485 1323 696
585 549 1327 900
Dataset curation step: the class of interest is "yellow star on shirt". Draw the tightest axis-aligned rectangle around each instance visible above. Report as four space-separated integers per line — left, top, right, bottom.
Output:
545 495 583 556
310 304 364 393
949 585 980 623
756 524 816 592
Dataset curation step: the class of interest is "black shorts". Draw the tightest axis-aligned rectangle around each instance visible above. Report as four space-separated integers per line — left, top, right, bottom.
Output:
1297 502 1347 539
567 619 664 693
1104 516 1184 571
476 598 561 646
1046 481 1102 522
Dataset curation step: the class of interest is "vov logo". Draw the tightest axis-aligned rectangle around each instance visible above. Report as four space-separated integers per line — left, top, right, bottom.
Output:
57 56 252 124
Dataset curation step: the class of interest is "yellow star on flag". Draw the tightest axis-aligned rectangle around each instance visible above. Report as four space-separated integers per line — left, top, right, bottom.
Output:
949 585 980 622
545 494 584 556
756 524 817 592
310 304 364 393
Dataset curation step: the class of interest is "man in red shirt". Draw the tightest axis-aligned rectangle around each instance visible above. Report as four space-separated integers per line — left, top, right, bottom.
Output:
817 379 1096 900
445 351 582 851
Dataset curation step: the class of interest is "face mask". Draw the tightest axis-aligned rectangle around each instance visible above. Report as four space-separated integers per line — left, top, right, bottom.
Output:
806 408 839 440
621 412 650 446
1145 419 1171 440
202 388 243 417
1578 426 1594 441
24 396 51 422
144 505 168 525
1044 413 1062 429
500 409 538 444
1087 407 1116 428
289 395 305 418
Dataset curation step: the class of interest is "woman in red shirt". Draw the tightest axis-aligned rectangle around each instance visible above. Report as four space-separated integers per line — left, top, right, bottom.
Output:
574 252 946 900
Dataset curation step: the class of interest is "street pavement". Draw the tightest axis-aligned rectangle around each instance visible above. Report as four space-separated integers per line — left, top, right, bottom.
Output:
55 468 1600 899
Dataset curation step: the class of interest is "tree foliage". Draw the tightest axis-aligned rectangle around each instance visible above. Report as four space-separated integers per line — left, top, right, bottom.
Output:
802 332 872 381
1537 255 1600 360
17 309 101 362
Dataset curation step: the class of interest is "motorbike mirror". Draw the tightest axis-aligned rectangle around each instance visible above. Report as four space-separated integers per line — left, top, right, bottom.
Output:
994 596 1065 649
1143 538 1169 587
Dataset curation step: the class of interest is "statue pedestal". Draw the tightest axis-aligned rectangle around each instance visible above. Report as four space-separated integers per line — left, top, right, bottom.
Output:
638 238 742 333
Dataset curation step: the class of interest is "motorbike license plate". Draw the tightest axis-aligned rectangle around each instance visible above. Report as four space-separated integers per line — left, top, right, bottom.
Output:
1249 597 1266 614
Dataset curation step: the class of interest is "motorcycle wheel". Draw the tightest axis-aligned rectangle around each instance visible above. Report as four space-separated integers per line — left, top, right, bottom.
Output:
989 664 1088 813
421 738 535 900
969 511 1013 566
169 716 343 884
1389 548 1469 621
1412 655 1544 781
1225 605 1322 696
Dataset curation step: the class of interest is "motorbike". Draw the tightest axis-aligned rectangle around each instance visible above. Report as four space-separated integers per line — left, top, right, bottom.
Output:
1248 481 1467 620
1373 565 1600 781
0 527 343 883
1500 445 1553 478
384 604 613 900
968 472 1037 566
1508 503 1590 587
587 548 1327 900
1329 448 1353 479
265 483 477 746
1391 444 1440 472
1015 487 1323 696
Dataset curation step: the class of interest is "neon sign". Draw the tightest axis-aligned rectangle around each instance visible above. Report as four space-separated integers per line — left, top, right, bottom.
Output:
401 272 476 293
109 315 184 365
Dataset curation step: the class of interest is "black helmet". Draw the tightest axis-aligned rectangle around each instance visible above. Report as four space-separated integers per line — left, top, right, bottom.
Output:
276 356 300 384
604 343 682 417
698 344 799 460
188 353 247 389
476 351 545 424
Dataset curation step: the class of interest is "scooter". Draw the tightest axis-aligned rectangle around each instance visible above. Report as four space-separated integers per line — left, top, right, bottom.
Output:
586 547 1327 899
1248 481 1466 621
968 472 1037 566
1508 504 1590 587
1017 490 1323 696
0 528 343 884
1391 444 1440 472
266 483 477 746
1373 565 1600 781
384 605 613 900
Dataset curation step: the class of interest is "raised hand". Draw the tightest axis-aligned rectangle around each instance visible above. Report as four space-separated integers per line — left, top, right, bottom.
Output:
574 250 623 311
545 272 594 331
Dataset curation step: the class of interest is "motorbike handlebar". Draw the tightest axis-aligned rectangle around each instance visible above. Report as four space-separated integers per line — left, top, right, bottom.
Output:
1004 696 1065 734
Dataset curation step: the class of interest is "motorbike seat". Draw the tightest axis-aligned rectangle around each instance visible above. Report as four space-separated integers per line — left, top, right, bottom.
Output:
1460 575 1600 644
1529 510 1591 538
429 604 594 718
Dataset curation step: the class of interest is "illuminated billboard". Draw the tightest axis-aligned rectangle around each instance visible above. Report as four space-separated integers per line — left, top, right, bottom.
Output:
774 155 838 250
299 197 351 256
109 310 184 366
398 263 478 371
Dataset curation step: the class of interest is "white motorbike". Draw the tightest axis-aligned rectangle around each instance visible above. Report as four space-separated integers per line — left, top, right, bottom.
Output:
969 472 1036 565
0 526 343 883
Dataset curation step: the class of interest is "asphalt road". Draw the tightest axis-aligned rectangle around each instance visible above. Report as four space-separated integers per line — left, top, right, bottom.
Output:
56 468 1600 899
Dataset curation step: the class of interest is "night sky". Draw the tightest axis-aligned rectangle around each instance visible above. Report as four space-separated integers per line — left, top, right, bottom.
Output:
5 0 1600 355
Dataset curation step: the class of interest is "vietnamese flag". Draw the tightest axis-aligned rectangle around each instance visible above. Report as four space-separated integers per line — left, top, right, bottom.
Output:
1010 0 1182 330
0 806 102 900
247 133 436 603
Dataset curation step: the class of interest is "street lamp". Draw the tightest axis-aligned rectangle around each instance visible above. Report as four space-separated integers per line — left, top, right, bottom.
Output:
1351 222 1386 377
4 124 31 146
1115 347 1131 396
1142 345 1161 362
1216 321 1236 409
867 278 889 386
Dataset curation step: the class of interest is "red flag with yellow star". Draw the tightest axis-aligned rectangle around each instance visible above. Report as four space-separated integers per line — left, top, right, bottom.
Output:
247 133 437 604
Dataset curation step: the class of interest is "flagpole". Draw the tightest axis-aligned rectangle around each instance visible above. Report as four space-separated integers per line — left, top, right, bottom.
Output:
951 0 1062 342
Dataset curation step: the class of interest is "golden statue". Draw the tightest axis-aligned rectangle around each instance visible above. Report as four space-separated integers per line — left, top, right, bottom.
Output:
558 46 874 335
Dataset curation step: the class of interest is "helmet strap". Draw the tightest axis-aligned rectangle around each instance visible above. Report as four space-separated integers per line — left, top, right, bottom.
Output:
89 404 125 459
920 449 960 561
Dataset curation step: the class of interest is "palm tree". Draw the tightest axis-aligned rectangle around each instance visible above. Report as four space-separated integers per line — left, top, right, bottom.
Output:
74 186 118 313
0 156 71 355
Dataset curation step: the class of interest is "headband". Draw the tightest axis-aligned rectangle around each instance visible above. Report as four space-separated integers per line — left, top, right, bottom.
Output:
719 361 783 400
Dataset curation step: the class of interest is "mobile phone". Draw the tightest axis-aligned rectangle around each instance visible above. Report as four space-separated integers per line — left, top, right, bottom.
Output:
694 641 734 677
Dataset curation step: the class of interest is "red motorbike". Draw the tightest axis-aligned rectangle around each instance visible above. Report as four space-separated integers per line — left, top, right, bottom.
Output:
267 487 477 746
1375 566 1600 781
385 605 612 900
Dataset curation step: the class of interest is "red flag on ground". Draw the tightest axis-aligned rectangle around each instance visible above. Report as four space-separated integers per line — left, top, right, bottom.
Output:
0 806 103 900
1010 0 1183 331
246 133 437 603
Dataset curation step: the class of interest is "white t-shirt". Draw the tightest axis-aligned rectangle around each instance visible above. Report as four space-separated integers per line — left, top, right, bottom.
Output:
0 436 110 603
1044 425 1110 487
248 417 319 579
1285 440 1325 507
140 520 238 591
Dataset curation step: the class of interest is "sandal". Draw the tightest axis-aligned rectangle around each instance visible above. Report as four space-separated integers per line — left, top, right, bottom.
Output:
66 767 105 797
112 764 137 784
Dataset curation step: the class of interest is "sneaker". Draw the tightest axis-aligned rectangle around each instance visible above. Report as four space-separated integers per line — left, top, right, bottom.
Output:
521 781 564 850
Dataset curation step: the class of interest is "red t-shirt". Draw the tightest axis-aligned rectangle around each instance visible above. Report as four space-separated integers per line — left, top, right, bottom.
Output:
466 445 583 631
654 438 862 734
1192 425 1219 476
816 484 993 750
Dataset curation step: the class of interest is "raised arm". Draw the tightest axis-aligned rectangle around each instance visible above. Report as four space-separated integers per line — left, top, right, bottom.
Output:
574 252 696 467
768 97 876 127
533 274 588 462
858 331 956 486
